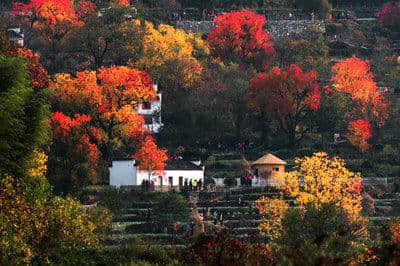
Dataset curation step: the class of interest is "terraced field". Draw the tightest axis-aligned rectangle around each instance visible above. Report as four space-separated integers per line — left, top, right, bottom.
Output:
103 184 400 248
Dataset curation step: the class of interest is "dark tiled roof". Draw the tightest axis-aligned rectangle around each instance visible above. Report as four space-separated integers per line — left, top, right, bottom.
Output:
7 29 23 39
110 159 203 170
165 159 203 170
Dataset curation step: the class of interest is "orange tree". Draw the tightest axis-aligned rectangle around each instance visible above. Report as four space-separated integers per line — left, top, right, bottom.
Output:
207 9 275 69
48 66 160 191
247 64 321 148
331 57 389 152
132 136 168 181
11 0 97 72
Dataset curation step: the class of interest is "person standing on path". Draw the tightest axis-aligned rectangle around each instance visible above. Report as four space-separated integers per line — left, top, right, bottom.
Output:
193 180 198 191
172 222 179 244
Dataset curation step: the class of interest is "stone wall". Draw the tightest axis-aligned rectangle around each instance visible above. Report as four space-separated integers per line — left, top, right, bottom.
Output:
176 20 325 38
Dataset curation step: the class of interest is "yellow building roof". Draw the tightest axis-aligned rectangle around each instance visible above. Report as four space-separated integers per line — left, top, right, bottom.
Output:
252 153 287 165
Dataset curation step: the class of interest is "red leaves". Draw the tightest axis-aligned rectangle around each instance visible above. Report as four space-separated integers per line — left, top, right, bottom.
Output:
76 1 97 21
17 48 49 90
50 66 162 184
208 9 274 67
51 112 92 142
98 66 156 107
5 47 50 90
331 57 376 103
248 64 320 115
347 119 372 152
51 112 99 165
115 0 130 7
376 1 400 29
247 64 320 146
331 57 389 151
12 0 80 26
132 136 168 173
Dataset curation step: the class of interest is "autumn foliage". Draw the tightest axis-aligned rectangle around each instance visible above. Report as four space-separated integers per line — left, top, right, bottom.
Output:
127 19 207 78
132 136 168 176
248 64 320 146
13 48 49 90
257 152 365 239
49 66 159 186
347 119 372 152
12 0 81 27
115 0 130 7
331 57 388 151
208 9 275 67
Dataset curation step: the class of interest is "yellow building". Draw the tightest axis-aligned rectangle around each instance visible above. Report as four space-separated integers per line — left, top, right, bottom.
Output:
252 154 286 183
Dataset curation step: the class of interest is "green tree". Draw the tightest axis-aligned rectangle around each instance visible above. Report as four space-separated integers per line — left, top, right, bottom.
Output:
277 203 368 264
0 53 49 177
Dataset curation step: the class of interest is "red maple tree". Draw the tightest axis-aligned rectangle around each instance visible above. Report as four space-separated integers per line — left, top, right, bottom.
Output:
331 57 388 151
12 0 80 26
347 119 372 152
132 136 168 180
207 9 275 68
12 0 97 72
247 64 321 147
50 112 101 184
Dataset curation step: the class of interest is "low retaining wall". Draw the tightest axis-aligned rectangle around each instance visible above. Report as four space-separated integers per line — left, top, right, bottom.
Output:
176 20 325 38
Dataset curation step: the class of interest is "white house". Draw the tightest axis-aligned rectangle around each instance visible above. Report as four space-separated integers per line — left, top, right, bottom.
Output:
7 28 24 47
109 159 204 188
136 84 163 133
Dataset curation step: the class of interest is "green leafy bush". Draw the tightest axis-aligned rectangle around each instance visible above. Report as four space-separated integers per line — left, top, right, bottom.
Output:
277 203 367 264
153 192 190 230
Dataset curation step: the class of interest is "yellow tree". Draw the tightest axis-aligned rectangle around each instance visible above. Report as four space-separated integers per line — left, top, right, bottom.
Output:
257 152 364 238
124 19 208 79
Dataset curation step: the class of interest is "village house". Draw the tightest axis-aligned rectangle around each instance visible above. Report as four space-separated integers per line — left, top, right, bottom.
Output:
109 158 204 189
136 84 163 133
7 28 24 47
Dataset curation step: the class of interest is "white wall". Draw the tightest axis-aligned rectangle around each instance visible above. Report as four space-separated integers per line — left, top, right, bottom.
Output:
109 160 204 187
137 169 204 187
109 160 137 187
136 84 163 133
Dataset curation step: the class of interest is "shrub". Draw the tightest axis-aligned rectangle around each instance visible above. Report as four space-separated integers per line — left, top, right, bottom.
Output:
185 230 274 265
86 206 112 236
277 203 368 264
45 196 100 257
98 186 127 217
153 192 190 230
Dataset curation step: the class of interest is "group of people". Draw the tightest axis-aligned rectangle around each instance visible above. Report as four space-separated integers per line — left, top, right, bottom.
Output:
183 179 203 192
141 179 155 191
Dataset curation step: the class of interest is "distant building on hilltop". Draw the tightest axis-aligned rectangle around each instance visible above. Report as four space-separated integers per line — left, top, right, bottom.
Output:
136 84 163 133
7 28 24 47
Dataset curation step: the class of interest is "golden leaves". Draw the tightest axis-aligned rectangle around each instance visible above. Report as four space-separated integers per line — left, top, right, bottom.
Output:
257 152 364 239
